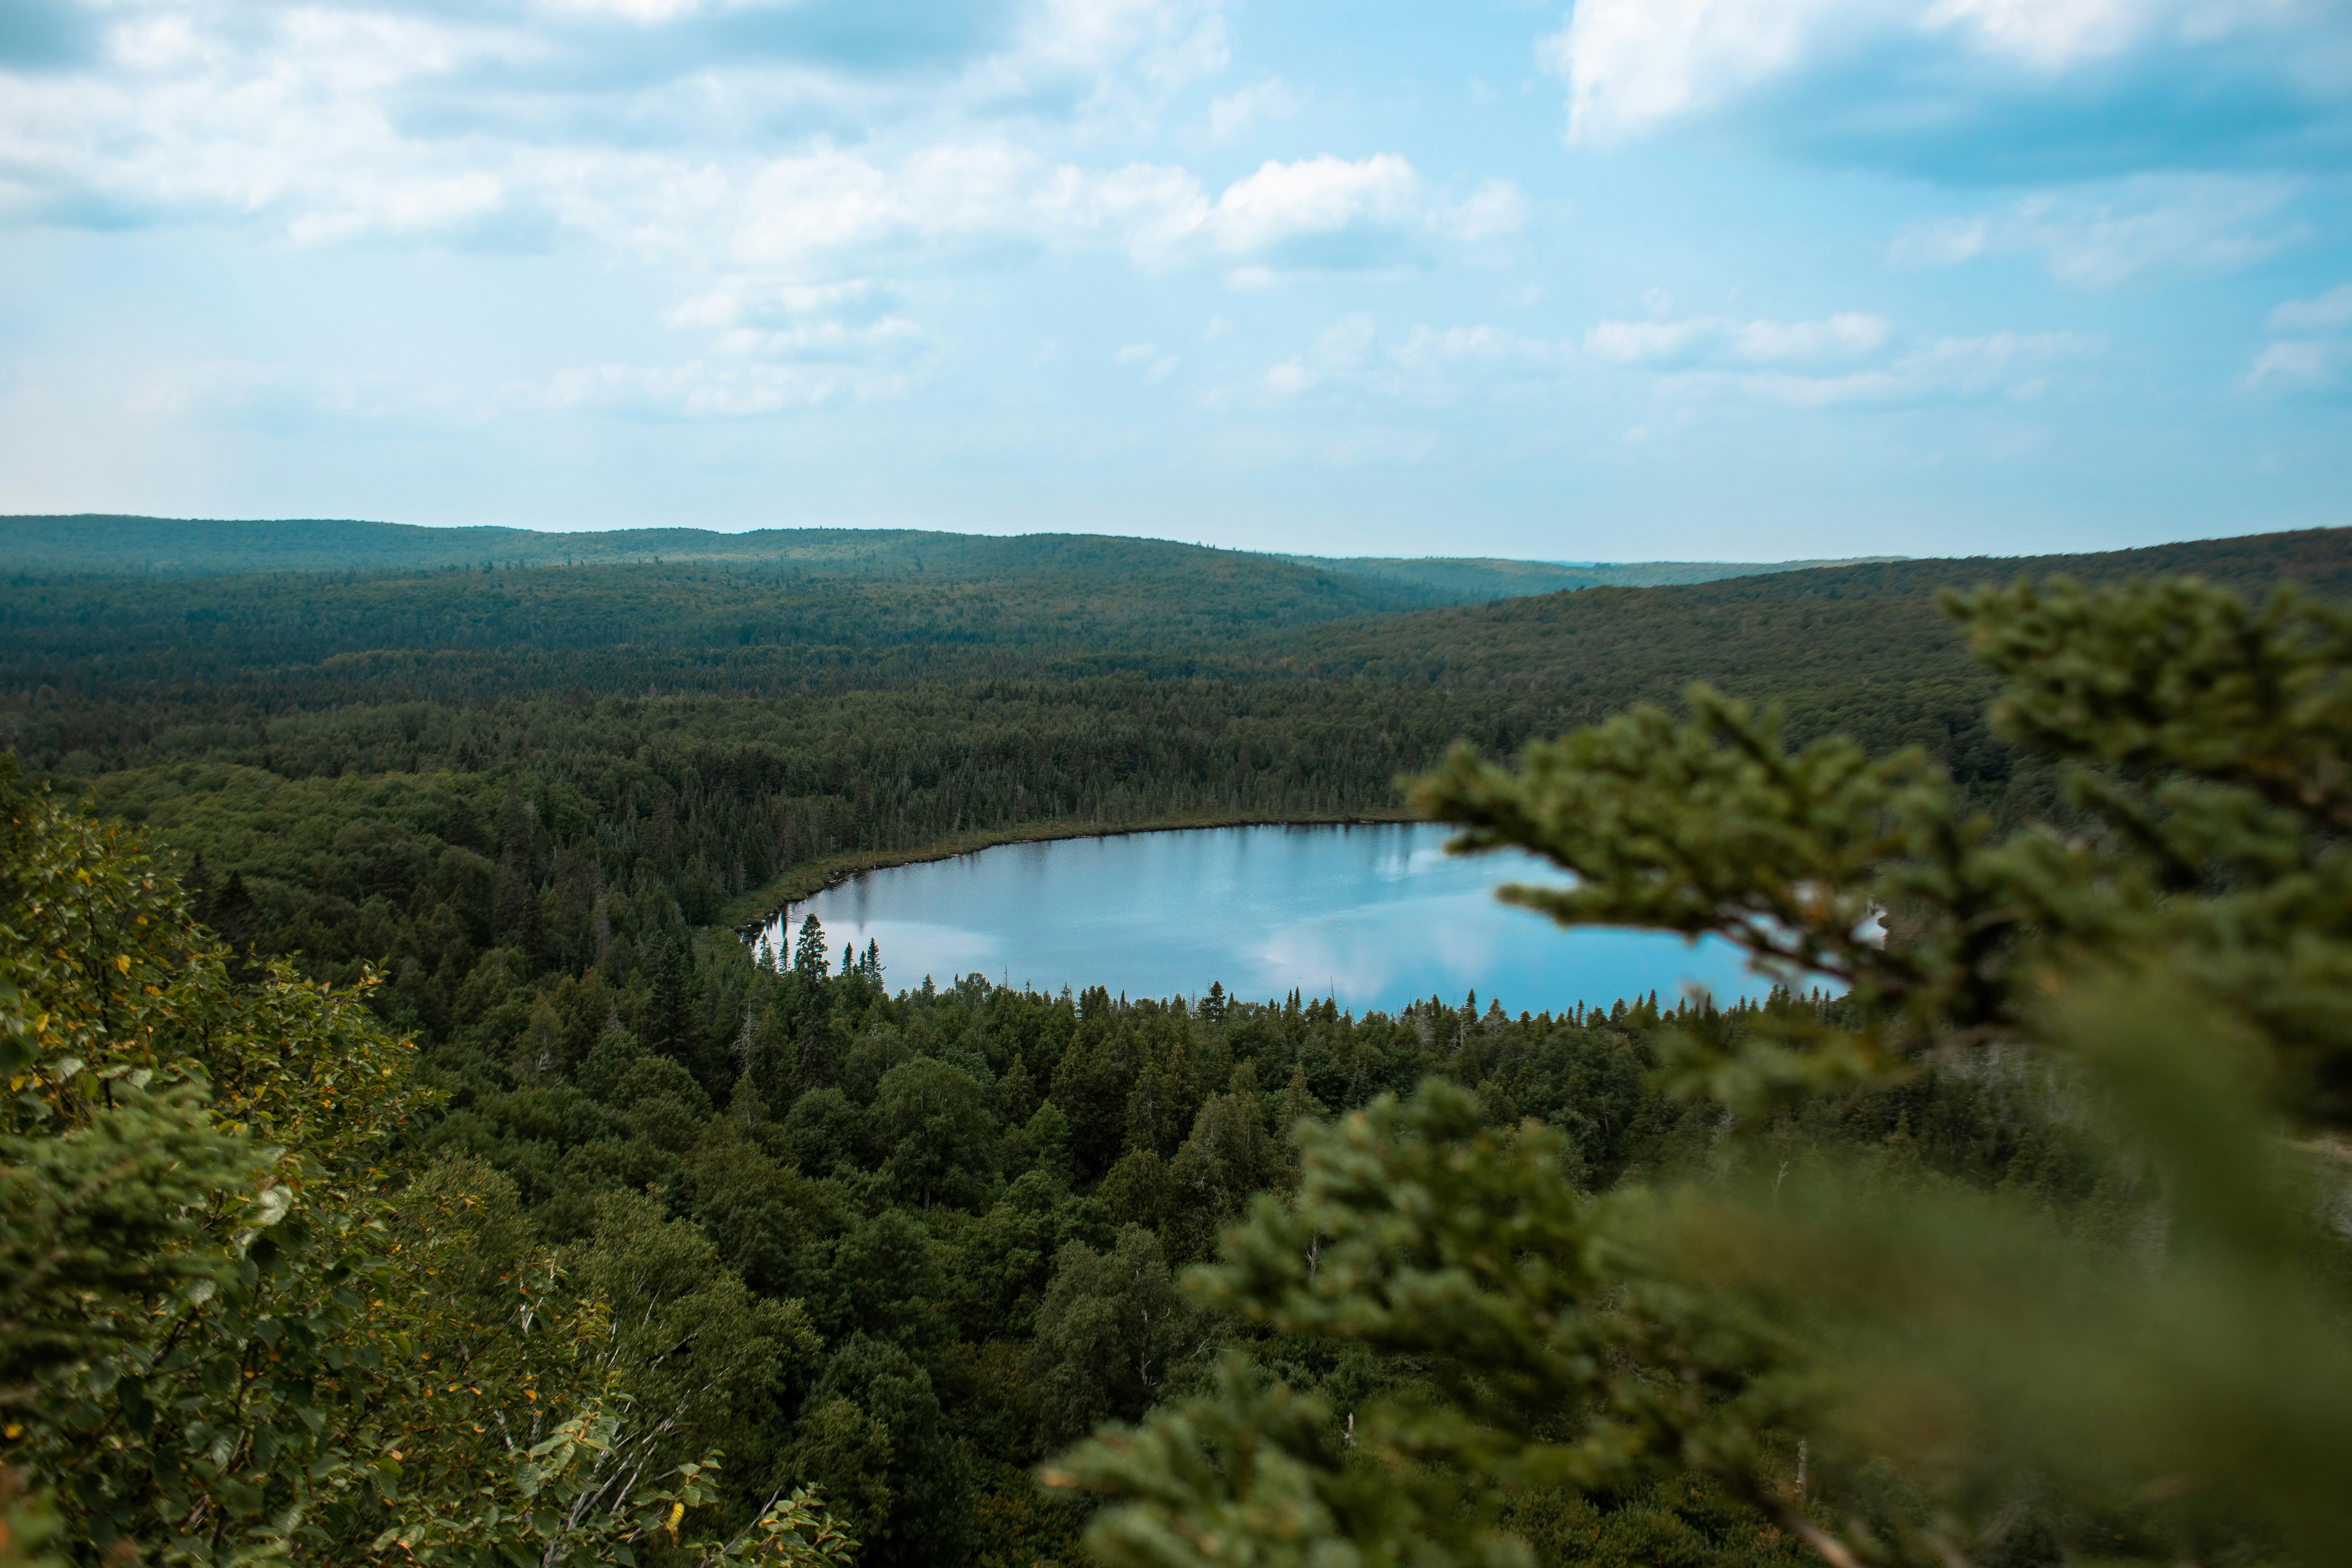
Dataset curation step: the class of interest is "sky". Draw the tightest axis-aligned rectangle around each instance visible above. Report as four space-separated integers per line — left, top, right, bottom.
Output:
2 0 2348 562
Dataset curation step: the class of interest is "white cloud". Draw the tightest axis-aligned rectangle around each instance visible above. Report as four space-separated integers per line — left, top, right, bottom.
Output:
284 173 506 245
2270 284 2352 331
1586 312 1891 366
1264 309 1922 410
124 283 936 426
1729 313 1893 360
669 278 879 330
2243 283 2352 393
550 276 937 416
1010 0 1233 99
733 141 1062 267
1536 0 2352 177
0 0 1511 371
1658 330 2101 408
536 0 713 22
2241 339 2344 392
703 146 1483 283
541 357 918 418
1205 155 1419 254
0 0 1248 247
1392 324 1572 369
1186 158 1520 275
1540 0 1828 146
1575 300 2095 408
1890 177 2304 286
1584 318 1713 364
711 317 925 361
1439 179 1528 243
1264 315 1574 402
1111 341 1178 382
1209 77 1304 140
126 359 468 424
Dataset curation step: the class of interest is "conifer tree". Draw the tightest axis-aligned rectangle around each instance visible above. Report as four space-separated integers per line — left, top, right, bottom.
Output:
793 912 828 979
647 937 697 1067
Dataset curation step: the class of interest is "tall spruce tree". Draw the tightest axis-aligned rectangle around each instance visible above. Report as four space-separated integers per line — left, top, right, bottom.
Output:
794 913 829 980
647 937 700 1076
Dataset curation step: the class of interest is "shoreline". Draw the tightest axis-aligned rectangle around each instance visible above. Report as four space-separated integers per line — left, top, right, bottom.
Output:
723 809 1423 940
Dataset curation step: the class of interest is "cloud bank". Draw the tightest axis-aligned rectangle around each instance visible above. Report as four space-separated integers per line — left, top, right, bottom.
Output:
1539 0 2352 180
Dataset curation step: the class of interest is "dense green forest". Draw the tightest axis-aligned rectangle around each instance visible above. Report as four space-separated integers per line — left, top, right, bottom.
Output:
1277 550 1906 596
1 736 1871 1566
4 521 2350 1565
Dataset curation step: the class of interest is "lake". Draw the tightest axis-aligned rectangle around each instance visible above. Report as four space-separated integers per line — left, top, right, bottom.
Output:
760 822 1779 1017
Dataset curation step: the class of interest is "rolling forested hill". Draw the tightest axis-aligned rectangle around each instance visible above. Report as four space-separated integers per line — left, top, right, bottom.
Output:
1271 527 2352 794
3 515 1022 576
7 523 2340 852
0 541 1437 698
5 512 1871 601
1282 550 1906 598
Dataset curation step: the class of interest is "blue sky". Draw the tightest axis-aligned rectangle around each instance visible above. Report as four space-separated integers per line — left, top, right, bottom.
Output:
2 0 2347 561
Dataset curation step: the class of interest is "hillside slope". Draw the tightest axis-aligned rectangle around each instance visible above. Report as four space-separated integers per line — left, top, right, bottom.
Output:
1277 526 2352 732
6 513 1889 604
0 538 1439 700
1289 552 1909 600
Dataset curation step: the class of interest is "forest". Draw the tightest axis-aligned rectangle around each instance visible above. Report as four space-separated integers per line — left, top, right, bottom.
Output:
4 514 1872 598
4 519 2350 1567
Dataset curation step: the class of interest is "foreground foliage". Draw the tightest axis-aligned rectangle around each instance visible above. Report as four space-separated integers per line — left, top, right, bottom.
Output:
1051 576 2352 1568
0 763 853 1565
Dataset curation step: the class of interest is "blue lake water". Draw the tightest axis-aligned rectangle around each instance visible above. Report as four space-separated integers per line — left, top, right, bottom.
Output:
760 823 1778 1017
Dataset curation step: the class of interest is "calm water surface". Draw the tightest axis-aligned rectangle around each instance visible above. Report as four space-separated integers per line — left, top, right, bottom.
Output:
762 823 1775 1017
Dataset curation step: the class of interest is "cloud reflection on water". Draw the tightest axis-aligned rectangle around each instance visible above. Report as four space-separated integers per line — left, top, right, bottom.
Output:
768 823 1779 1014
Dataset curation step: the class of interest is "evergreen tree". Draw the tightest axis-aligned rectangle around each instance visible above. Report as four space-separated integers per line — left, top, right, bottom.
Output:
645 937 696 1070
793 913 828 979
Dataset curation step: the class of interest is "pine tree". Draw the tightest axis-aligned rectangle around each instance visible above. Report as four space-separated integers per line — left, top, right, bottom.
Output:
793 912 828 979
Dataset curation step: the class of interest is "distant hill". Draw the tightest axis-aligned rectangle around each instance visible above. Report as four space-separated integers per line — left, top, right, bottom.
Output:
1286 553 1909 600
1287 528 2352 691
1272 526 2352 795
0 534 1457 700
2 514 1897 605
0 515 1075 578
3 516 2344 894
